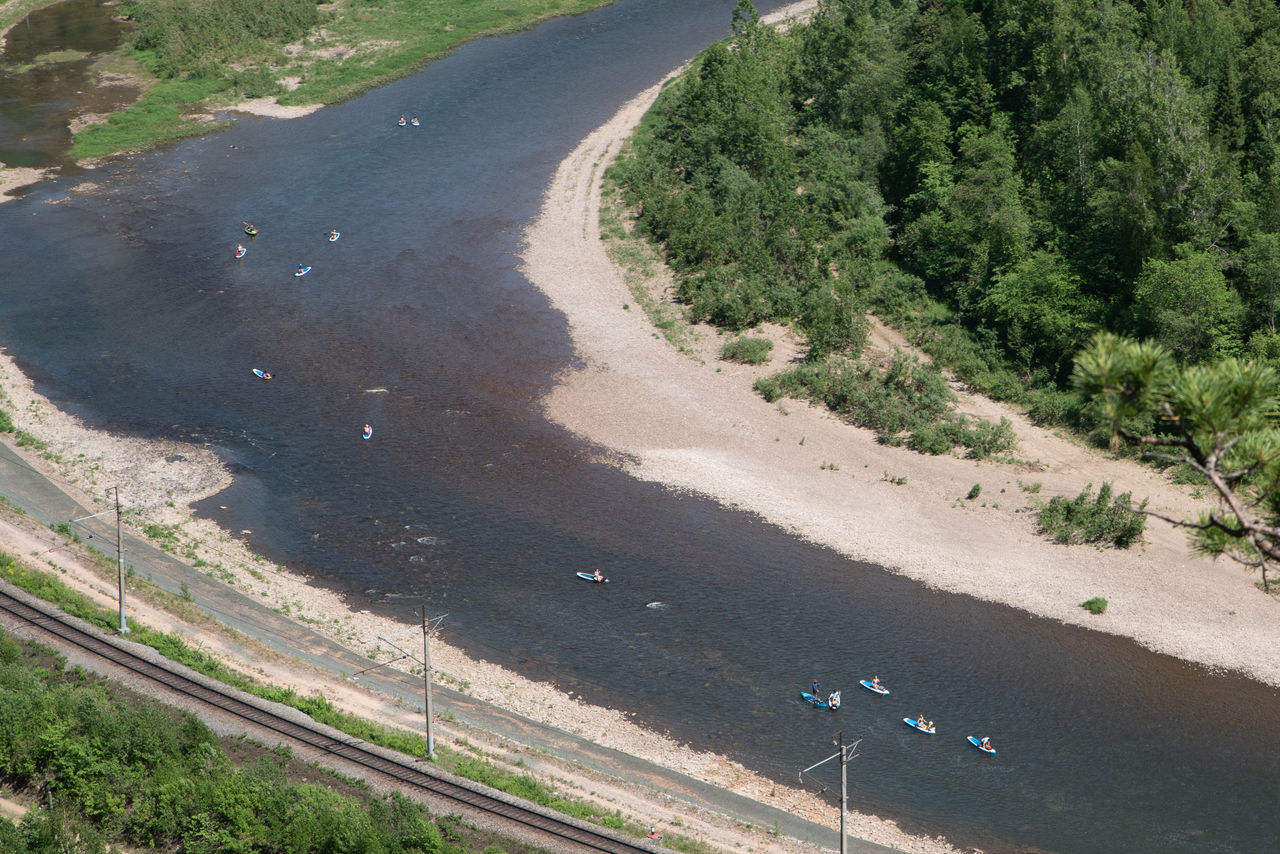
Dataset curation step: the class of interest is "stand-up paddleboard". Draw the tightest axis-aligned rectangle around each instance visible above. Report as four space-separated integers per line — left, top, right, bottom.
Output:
362 425 373 440
575 571 608 583
295 266 311 277
968 736 996 754
801 691 837 709
905 717 937 733
252 369 272 380
235 246 247 258
860 679 889 695
328 231 340 242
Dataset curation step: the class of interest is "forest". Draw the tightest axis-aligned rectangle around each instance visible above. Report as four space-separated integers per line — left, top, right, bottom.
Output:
610 0 1280 457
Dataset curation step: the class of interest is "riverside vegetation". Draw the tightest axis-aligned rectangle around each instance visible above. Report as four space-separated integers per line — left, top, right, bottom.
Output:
0 0 610 161
607 0 1280 583
0 624 537 854
0 545 706 852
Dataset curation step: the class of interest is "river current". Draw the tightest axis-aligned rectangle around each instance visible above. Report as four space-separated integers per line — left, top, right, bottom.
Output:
1 2 1278 852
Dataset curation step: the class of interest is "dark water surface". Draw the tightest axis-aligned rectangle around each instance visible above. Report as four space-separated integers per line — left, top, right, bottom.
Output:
2 2 1279 852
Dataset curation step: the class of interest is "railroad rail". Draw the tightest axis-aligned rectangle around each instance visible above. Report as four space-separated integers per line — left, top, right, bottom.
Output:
0 584 656 854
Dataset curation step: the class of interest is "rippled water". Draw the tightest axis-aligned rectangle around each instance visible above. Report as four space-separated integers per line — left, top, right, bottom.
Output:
1 2 1278 852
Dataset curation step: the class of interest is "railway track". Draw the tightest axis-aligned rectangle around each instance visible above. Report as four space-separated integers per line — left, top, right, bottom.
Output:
0 583 657 854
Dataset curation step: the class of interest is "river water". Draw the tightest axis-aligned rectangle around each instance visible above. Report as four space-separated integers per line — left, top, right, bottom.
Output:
1 2 1278 852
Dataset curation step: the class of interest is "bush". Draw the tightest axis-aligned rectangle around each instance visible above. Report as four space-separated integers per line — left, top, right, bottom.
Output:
966 483 982 500
720 335 774 364
1080 597 1108 615
1037 482 1146 548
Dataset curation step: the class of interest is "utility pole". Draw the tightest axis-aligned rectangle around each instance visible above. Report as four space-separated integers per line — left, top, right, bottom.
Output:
376 610 445 760
421 604 435 759
112 487 128 634
68 488 128 634
800 730 860 854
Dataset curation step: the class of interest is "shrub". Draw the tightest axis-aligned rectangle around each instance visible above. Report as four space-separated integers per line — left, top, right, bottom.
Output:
720 335 774 364
1080 597 1108 615
1037 482 1146 548
966 483 982 500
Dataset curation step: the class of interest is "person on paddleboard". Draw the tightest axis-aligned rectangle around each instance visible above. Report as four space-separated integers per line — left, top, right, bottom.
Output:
812 680 821 698
871 675 882 689
297 264 307 275
592 568 604 581
980 736 992 749
411 115 420 126
398 115 407 126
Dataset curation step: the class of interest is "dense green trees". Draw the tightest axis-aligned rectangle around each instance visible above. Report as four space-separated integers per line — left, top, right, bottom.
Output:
610 0 1280 468
0 629 505 852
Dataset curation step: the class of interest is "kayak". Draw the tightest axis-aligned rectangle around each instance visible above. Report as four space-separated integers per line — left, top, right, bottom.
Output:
904 717 936 734
251 369 271 380
235 247 247 258
295 266 311 277
575 571 608 583
801 691 836 710
244 226 258 236
860 679 889 695
968 736 996 754
328 231 340 242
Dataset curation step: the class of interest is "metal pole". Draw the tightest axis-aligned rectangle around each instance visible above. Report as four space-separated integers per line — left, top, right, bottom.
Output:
113 487 128 634
422 606 435 758
839 730 847 854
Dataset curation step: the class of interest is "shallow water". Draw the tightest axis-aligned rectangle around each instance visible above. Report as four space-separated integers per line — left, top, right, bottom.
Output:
1 2 1278 852
0 0 136 176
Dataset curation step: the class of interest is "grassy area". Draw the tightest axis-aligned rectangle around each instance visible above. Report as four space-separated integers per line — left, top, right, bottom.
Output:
62 0 611 159
0 543 675 847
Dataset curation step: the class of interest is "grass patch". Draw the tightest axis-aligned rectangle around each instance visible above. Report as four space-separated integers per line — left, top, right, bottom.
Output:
1037 482 1146 548
1080 597 1108 615
720 335 774 365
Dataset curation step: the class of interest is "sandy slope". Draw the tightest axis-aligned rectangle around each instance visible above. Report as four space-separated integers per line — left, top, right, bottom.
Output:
520 5 1280 688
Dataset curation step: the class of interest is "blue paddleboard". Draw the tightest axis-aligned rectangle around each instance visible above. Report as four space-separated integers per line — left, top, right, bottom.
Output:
576 571 608 583
968 736 996 754
860 679 889 695
801 691 834 709
295 266 311 277
905 717 936 733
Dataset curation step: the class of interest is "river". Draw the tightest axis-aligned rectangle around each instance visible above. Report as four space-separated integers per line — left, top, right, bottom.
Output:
1 2 1278 852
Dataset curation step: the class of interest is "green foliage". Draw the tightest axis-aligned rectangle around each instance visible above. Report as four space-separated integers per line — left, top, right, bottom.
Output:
0 408 12 433
720 335 774 365
0 628 484 853
126 0 320 79
1037 482 1147 548
1080 597 1108 615
966 483 981 500
1074 331 1280 589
